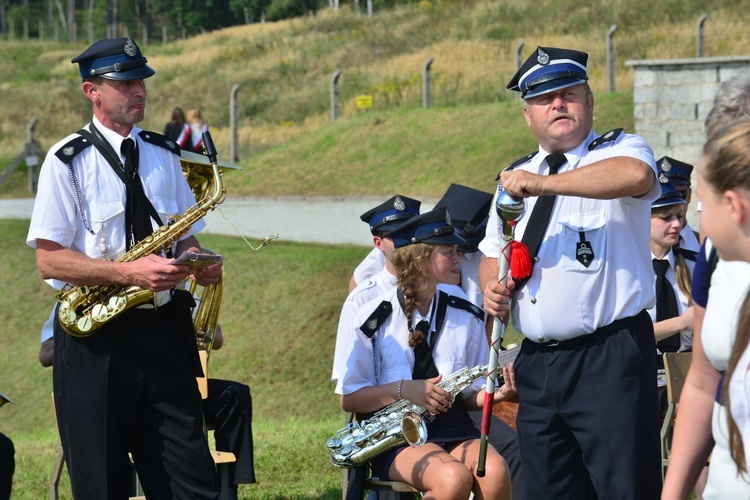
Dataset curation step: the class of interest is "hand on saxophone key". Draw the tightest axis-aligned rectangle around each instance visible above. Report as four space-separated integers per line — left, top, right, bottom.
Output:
402 375 453 416
126 254 196 291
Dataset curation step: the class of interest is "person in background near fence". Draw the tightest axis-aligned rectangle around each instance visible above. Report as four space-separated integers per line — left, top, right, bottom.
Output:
26 37 221 499
479 46 661 499
337 207 514 499
187 106 209 153
164 106 192 151
658 156 701 252
662 75 750 500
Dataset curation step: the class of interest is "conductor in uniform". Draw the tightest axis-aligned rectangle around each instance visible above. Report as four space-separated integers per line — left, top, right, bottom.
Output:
26 38 220 498
479 46 662 499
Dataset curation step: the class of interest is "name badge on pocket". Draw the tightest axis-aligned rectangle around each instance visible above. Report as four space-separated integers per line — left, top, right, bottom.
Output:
576 231 595 268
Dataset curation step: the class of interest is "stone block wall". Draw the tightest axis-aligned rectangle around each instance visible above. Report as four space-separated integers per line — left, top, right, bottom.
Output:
626 56 750 229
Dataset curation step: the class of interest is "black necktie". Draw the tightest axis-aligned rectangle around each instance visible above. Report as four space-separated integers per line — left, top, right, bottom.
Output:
653 258 681 352
121 139 152 249
413 320 439 380
517 153 566 287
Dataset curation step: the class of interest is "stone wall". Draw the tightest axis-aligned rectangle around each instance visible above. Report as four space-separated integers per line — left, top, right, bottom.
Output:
625 55 750 229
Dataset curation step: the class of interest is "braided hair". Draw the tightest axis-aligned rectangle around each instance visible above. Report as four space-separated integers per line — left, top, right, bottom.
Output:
392 243 438 347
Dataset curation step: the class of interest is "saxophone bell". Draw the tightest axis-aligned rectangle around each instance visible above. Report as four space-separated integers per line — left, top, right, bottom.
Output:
401 411 427 447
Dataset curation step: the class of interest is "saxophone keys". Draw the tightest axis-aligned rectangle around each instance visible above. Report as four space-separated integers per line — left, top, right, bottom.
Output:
76 315 93 333
108 295 127 312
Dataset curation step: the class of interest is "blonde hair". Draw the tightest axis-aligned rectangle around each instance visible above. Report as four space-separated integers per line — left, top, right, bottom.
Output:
701 120 750 194
186 107 203 125
391 243 438 347
651 205 693 300
709 121 750 474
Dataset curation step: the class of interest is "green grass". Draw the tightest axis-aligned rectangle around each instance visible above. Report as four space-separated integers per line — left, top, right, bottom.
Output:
0 219 364 498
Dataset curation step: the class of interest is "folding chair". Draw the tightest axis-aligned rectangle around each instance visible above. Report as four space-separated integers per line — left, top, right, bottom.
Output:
660 351 693 481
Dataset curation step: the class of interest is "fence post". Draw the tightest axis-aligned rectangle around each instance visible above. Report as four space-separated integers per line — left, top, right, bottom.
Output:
331 69 342 123
515 41 525 99
607 24 617 93
696 14 708 57
423 57 434 109
230 84 242 163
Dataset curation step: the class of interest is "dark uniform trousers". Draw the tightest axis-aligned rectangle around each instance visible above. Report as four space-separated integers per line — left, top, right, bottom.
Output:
515 310 662 500
204 379 256 486
53 291 219 500
0 432 14 500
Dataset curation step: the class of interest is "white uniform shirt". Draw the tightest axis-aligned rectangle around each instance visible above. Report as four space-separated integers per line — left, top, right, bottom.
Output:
460 252 483 309
336 287 488 398
27 117 203 304
332 267 470 383
646 249 695 352
478 129 659 342
680 223 700 253
352 247 386 285
701 257 750 498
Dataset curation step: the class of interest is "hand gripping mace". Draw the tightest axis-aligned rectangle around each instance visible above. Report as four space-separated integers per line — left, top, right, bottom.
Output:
476 188 528 477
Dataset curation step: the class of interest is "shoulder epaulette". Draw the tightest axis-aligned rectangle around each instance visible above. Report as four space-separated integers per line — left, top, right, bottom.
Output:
675 248 698 262
55 135 93 165
359 301 393 339
138 130 181 155
495 151 538 181
446 295 485 322
588 128 624 151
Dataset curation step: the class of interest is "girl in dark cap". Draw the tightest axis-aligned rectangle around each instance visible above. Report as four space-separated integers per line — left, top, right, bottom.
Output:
335 208 515 499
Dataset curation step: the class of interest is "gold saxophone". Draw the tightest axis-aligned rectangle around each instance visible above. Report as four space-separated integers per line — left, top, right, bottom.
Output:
189 258 224 398
56 134 228 337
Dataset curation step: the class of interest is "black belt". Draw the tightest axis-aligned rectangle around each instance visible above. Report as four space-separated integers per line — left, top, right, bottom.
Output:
535 310 650 350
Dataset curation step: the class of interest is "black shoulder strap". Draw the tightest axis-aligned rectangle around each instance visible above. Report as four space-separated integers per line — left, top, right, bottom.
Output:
588 128 624 151
675 248 698 262
358 301 393 339
495 151 538 181
78 125 164 228
55 136 94 164
446 294 486 322
139 130 181 155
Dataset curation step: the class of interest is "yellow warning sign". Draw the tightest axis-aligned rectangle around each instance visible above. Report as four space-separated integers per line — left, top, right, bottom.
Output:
356 95 373 109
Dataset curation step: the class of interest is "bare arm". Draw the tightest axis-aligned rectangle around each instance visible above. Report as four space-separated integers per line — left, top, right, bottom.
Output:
500 157 654 200
662 304 720 499
341 375 451 416
39 338 54 367
653 306 694 341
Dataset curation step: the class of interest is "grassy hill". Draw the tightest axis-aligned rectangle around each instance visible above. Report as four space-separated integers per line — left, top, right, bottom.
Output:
0 0 748 198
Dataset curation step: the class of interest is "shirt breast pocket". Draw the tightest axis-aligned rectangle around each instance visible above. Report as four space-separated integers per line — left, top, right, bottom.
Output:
557 212 606 273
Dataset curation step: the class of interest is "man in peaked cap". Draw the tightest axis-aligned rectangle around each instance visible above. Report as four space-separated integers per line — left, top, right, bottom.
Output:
348 194 421 291
479 46 662 499
657 156 700 252
26 38 220 498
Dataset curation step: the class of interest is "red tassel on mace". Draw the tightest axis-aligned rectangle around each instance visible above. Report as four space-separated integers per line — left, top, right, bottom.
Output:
510 241 532 280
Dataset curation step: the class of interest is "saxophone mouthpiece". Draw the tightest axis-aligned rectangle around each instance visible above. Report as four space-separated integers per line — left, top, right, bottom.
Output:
202 131 218 164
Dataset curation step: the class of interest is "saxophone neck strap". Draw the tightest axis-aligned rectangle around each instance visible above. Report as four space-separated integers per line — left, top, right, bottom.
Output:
78 124 164 229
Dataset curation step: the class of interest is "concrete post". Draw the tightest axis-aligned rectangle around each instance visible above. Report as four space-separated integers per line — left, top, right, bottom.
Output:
607 24 617 93
696 14 708 57
230 84 241 163
423 57 434 109
331 69 342 123
515 41 524 70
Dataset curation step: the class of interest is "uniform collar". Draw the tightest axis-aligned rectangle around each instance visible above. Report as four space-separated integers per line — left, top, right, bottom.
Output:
651 248 676 269
91 115 140 152
537 129 596 172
